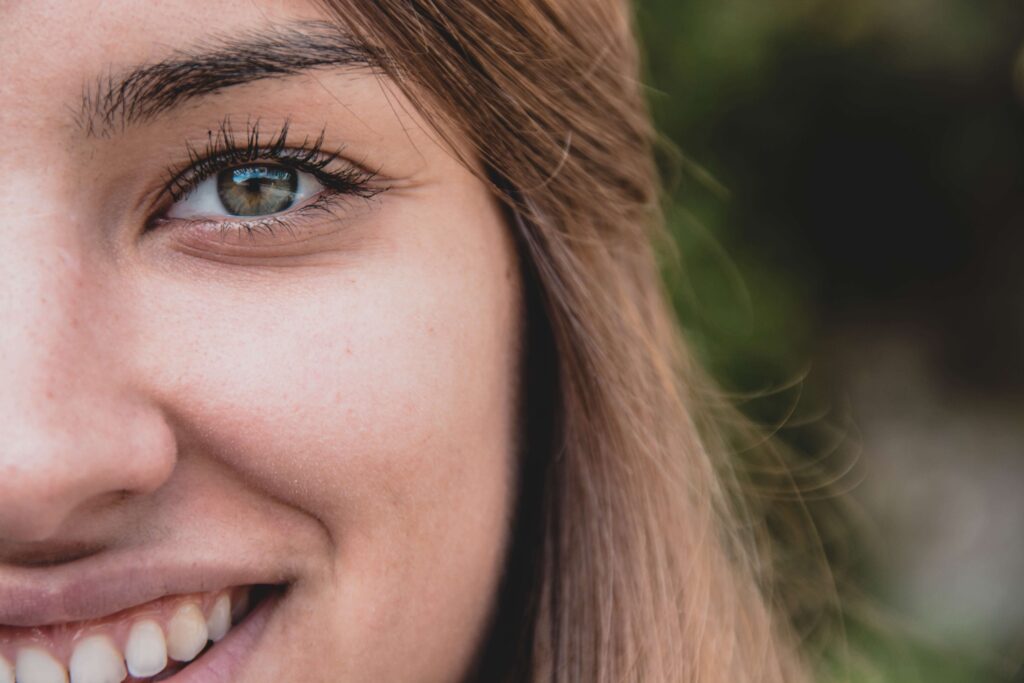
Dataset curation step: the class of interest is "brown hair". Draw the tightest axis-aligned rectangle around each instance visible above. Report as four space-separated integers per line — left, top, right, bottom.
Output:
320 1 826 680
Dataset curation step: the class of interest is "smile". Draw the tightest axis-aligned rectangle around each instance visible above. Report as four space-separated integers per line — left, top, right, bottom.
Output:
0 585 281 683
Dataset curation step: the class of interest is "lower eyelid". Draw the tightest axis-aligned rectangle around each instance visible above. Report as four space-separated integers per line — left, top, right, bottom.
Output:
153 191 370 252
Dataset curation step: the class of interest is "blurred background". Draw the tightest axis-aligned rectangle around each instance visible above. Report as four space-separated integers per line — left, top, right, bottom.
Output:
636 1 1024 681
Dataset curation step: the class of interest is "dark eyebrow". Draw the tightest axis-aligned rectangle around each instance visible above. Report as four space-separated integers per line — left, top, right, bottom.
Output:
77 21 384 137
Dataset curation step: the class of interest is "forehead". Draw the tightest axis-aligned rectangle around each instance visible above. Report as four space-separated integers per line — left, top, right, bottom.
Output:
0 0 335 126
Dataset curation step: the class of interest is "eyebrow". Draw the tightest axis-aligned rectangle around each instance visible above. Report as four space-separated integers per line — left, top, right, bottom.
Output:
77 21 384 137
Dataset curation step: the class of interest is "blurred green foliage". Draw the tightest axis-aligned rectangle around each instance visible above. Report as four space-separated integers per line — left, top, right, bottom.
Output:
635 1 1024 681
638 0 1024 392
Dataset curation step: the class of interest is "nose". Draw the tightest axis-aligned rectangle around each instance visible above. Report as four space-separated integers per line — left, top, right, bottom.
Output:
0 228 176 544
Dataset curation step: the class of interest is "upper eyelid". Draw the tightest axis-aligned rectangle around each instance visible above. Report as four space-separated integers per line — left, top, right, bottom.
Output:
159 120 382 206
164 146 340 202
164 120 330 199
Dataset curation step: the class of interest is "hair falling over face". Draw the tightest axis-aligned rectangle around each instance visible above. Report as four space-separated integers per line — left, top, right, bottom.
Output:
317 1 839 681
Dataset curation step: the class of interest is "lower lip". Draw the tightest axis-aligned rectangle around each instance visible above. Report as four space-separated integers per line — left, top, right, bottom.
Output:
166 588 282 683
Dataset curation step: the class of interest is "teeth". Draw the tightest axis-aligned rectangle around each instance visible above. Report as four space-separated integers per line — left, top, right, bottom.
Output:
166 603 209 662
125 620 168 678
15 647 67 683
231 589 250 623
3 592 243 683
68 636 126 683
206 595 232 642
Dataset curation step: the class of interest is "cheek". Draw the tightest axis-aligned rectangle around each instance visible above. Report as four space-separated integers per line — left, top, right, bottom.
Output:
129 193 521 676
152 240 519 531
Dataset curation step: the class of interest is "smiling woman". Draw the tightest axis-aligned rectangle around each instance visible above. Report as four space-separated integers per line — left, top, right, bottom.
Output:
0 1 824 682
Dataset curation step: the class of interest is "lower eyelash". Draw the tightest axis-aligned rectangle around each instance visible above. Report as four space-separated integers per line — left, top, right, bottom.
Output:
169 191 355 243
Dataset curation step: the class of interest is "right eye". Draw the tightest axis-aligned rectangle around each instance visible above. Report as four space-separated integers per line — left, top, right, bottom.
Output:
167 164 325 220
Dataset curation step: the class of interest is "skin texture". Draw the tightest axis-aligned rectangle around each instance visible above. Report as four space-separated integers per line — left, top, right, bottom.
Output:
0 1 522 681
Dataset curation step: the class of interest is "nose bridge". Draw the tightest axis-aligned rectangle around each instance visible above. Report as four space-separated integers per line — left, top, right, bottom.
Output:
0 216 176 543
0 221 106 413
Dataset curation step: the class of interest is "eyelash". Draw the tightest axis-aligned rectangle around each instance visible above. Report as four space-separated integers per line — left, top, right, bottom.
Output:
157 118 383 235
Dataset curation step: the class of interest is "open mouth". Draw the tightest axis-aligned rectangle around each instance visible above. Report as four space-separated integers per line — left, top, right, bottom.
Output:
0 584 282 683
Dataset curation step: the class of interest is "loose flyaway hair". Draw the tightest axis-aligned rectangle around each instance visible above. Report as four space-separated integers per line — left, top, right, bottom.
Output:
309 2 843 682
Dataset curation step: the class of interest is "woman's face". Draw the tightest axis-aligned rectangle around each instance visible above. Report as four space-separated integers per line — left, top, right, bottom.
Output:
0 1 521 682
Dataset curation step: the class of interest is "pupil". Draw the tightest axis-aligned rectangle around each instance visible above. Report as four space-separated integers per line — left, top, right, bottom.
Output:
217 165 299 216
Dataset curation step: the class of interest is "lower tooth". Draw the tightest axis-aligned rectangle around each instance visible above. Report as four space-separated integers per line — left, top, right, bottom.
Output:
15 647 67 683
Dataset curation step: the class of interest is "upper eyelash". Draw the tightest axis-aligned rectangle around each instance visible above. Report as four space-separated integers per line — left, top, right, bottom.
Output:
163 117 382 204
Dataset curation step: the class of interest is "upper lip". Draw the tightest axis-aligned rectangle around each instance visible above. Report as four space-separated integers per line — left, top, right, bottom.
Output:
0 549 290 628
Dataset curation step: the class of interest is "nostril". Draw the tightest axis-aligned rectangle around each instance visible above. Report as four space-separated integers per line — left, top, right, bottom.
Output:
0 404 178 543
0 464 121 543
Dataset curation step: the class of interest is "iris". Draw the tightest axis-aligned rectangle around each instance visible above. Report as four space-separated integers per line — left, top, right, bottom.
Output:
216 165 298 216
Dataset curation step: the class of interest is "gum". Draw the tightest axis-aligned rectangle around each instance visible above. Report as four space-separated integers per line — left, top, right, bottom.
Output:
0 586 250 667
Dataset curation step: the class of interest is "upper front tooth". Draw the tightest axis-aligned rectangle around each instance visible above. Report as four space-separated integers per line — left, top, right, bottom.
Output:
15 647 67 683
125 620 168 678
0 653 13 683
206 594 232 642
166 603 209 662
69 635 126 683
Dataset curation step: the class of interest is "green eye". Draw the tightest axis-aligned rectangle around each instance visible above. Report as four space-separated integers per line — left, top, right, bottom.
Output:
167 163 325 221
216 165 298 216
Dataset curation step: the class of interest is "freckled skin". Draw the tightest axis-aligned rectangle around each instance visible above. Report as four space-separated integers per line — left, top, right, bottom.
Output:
0 2 522 682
